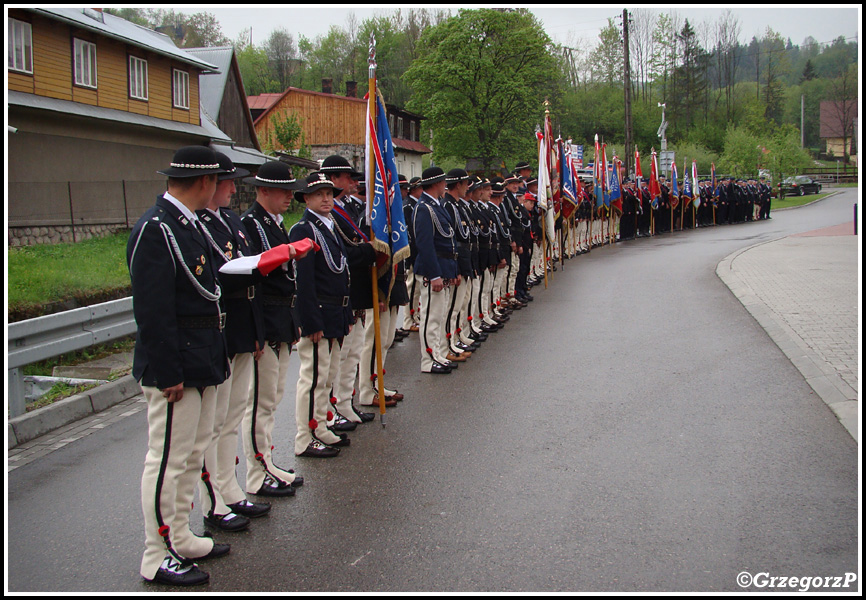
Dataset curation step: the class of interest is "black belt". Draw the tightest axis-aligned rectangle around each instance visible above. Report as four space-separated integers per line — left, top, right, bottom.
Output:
437 251 458 260
456 242 470 249
177 313 226 331
479 243 490 249
319 294 349 307
226 286 256 300
263 294 294 306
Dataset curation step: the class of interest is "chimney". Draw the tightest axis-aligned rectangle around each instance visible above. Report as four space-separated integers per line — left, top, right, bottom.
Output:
322 78 333 95
345 81 357 98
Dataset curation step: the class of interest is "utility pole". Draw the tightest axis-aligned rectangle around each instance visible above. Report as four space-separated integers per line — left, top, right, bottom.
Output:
623 8 634 178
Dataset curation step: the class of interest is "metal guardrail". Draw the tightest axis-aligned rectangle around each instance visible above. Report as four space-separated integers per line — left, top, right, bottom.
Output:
7 297 136 418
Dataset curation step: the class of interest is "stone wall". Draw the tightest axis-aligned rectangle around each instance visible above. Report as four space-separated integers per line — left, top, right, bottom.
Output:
8 224 127 247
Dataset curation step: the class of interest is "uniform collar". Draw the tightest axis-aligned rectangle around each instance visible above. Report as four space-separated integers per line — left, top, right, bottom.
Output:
163 191 199 225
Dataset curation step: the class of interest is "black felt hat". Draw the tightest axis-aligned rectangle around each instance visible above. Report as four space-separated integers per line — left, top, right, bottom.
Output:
294 171 343 203
157 146 225 178
319 155 362 178
420 166 446 186
446 168 469 183
243 161 304 190
214 151 250 181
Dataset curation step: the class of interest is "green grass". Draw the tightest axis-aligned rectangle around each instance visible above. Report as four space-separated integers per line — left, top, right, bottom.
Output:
8 232 132 316
773 191 834 209
9 209 306 320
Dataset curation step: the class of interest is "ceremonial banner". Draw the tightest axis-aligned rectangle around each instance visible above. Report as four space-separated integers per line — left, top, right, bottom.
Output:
536 118 556 243
670 162 679 210
559 139 577 219
649 149 661 209
683 160 693 207
608 157 622 214
692 160 701 208
635 149 643 184
365 93 410 272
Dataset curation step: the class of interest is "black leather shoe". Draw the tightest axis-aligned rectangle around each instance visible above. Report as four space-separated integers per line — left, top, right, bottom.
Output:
352 407 375 422
204 512 250 532
254 476 295 497
145 560 209 587
298 440 340 458
227 500 271 518
330 414 357 432
289 473 304 487
427 362 451 374
324 433 350 447
195 543 231 561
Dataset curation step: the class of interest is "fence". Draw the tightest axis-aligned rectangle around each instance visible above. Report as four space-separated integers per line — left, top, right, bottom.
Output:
7 298 136 418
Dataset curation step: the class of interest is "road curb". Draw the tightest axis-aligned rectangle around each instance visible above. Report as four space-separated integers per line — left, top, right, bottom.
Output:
8 374 139 449
716 239 858 443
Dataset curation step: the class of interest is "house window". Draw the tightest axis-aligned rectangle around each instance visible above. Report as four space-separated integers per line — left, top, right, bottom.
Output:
397 117 404 139
409 120 416 142
389 113 396 134
73 38 98 88
9 18 33 74
172 69 189 109
129 55 148 100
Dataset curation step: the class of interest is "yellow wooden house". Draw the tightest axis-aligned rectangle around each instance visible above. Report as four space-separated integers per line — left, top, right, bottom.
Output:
7 7 229 246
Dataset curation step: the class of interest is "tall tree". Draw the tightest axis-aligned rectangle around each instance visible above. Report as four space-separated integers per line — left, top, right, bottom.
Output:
264 28 300 91
404 8 558 170
589 19 623 85
761 27 789 123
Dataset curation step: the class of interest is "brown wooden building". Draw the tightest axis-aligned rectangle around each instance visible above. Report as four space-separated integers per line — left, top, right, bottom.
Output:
7 8 229 246
250 82 431 179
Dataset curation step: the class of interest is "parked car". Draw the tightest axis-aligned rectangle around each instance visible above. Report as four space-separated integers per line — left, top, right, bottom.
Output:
779 176 822 197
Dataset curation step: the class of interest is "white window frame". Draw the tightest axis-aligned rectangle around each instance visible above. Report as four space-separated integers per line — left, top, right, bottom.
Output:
172 69 189 109
129 55 148 101
9 18 33 74
73 38 98 89
409 120 416 142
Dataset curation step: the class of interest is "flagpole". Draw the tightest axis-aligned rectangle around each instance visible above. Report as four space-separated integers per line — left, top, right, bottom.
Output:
367 35 387 427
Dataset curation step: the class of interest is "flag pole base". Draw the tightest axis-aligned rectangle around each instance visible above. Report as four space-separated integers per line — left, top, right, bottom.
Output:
380 413 386 427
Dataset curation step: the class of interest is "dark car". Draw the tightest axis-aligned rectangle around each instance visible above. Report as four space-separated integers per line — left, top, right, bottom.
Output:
780 176 822 197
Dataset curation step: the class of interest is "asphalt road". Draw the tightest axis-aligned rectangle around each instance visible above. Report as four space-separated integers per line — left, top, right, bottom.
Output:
7 190 859 593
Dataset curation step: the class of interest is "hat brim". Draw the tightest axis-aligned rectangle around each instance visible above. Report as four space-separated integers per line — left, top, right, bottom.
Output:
157 166 225 178
243 175 305 190
294 181 343 203
218 166 250 181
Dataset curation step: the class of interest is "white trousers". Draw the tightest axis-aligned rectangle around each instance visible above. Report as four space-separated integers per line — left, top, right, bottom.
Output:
294 336 344 454
140 385 217 579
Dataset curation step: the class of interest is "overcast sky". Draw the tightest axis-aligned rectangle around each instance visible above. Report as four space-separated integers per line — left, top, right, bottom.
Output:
205 4 861 51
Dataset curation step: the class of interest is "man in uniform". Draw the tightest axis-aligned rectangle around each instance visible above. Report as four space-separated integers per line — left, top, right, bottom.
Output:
241 162 311 478
195 152 271 535
759 176 772 220
290 172 354 457
413 166 459 374
129 146 231 586
320 156 381 422
442 168 476 360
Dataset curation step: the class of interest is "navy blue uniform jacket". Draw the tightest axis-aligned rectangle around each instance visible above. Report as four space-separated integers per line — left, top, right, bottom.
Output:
127 195 229 390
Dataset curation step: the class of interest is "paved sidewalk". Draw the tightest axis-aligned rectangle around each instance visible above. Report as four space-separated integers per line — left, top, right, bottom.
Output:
717 223 859 441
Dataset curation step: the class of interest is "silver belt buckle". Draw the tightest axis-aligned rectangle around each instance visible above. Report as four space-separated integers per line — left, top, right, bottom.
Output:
219 312 227 331
247 286 255 300
342 296 349 307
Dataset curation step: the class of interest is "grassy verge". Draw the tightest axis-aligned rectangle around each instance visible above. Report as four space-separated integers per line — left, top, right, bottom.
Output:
773 192 834 209
8 232 132 321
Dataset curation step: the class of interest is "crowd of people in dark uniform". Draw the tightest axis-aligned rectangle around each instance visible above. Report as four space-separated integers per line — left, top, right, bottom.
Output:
128 145 773 587
616 175 773 241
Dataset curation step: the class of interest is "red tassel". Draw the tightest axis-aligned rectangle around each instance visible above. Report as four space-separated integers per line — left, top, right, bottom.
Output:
410 309 415 315
271 445 274 451
445 332 451 339
255 453 264 461
370 374 377 381
309 419 318 431
426 347 433 355
158 525 170 537
235 456 239 465
456 327 462 334
201 471 210 482
467 315 473 321
330 396 337 405
327 411 334 421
